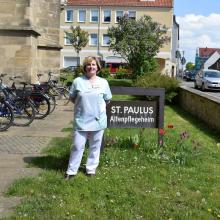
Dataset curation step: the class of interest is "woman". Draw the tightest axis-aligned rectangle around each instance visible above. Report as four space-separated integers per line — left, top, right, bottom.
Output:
65 57 112 179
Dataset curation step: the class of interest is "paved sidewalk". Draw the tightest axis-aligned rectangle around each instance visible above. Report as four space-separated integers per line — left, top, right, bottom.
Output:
0 101 73 218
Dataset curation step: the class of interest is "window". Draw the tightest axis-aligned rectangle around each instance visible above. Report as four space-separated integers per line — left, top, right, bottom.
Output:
128 11 136 20
65 33 71 45
78 10 86 22
91 10 99 22
66 9 73 22
103 10 111 22
90 33 98 45
63 57 79 68
116 11 123 23
103 34 110 46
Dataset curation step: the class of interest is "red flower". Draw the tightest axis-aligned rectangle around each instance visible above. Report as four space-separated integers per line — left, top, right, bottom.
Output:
167 124 174 129
159 128 165 135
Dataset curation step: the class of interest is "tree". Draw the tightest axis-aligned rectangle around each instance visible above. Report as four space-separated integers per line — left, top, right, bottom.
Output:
185 62 195 71
65 26 89 67
107 15 170 79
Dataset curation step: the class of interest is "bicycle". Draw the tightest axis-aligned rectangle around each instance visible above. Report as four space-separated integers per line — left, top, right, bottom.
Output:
37 72 70 106
9 77 51 120
0 85 14 131
0 74 36 127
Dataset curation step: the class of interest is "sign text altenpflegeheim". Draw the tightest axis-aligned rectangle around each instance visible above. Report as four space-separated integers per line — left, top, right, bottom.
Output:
107 101 157 128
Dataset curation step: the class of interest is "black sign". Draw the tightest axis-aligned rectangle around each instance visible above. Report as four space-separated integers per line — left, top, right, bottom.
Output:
107 101 157 128
104 86 165 146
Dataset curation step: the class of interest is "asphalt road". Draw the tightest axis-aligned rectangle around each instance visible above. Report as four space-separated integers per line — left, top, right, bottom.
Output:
180 80 220 100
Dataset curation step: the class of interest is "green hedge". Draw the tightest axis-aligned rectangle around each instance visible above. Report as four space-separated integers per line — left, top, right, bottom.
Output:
134 73 180 103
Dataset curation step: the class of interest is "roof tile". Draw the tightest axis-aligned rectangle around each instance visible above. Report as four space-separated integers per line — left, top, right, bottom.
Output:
199 48 220 57
67 0 173 7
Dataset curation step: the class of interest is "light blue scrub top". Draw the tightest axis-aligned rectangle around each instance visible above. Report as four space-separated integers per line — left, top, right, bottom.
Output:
69 75 112 131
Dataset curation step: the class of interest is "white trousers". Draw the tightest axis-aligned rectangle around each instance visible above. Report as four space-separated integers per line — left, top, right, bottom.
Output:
66 130 104 175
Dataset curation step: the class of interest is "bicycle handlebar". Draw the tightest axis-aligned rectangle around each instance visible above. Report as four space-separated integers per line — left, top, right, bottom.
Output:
9 76 22 81
37 73 43 78
0 74 7 78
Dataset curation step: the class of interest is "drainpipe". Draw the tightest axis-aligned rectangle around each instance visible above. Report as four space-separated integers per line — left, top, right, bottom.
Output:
97 5 104 62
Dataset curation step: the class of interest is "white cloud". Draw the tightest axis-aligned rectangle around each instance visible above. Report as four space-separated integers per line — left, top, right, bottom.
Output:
176 13 220 63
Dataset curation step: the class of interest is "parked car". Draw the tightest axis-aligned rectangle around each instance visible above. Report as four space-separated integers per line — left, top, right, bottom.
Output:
194 69 220 91
185 70 197 81
182 70 187 79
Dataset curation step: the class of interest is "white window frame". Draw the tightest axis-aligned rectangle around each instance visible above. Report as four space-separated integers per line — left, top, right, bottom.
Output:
78 9 86 22
65 9 73 22
63 56 79 68
128 11 136 20
90 10 99 22
103 10 111 23
64 33 71 45
102 34 110 46
90 33 98 46
115 10 124 23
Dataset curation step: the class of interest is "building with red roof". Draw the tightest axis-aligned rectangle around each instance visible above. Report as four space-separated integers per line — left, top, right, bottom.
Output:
195 47 220 70
60 0 179 76
199 47 220 58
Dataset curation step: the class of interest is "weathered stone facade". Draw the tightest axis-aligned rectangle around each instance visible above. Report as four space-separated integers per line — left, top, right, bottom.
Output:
0 0 61 83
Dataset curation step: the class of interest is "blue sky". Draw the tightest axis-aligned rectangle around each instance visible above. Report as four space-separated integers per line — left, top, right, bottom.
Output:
174 0 220 16
174 0 220 63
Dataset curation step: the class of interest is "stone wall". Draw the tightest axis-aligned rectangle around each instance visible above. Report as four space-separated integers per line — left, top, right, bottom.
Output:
0 30 37 82
0 0 30 27
0 0 61 83
178 86 220 133
31 0 60 46
36 47 61 82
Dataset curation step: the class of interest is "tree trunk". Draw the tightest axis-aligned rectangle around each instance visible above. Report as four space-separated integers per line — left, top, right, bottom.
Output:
77 52 79 67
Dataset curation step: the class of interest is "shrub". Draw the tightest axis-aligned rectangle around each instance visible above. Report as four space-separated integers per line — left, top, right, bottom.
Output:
115 67 133 79
107 78 133 87
134 73 179 103
98 68 111 78
60 66 83 87
73 65 83 78
59 72 73 88
115 71 129 79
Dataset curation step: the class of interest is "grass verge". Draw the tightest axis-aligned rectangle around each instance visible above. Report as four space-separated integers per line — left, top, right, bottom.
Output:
3 105 220 220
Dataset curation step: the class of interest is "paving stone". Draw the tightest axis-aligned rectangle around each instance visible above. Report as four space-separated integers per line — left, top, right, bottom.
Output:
0 101 73 218
0 136 51 154
0 196 21 218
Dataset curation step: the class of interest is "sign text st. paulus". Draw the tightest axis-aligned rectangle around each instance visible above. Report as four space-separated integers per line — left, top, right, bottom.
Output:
107 87 165 146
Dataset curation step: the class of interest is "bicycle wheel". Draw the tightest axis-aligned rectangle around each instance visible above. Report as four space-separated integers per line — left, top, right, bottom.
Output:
12 99 36 126
0 100 14 131
30 93 50 119
45 93 56 113
55 87 70 105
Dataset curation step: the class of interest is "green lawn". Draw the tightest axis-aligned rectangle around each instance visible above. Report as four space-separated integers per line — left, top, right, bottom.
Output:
3 105 220 220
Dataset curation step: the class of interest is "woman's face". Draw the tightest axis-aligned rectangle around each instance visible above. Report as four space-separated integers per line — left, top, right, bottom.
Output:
85 60 98 78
